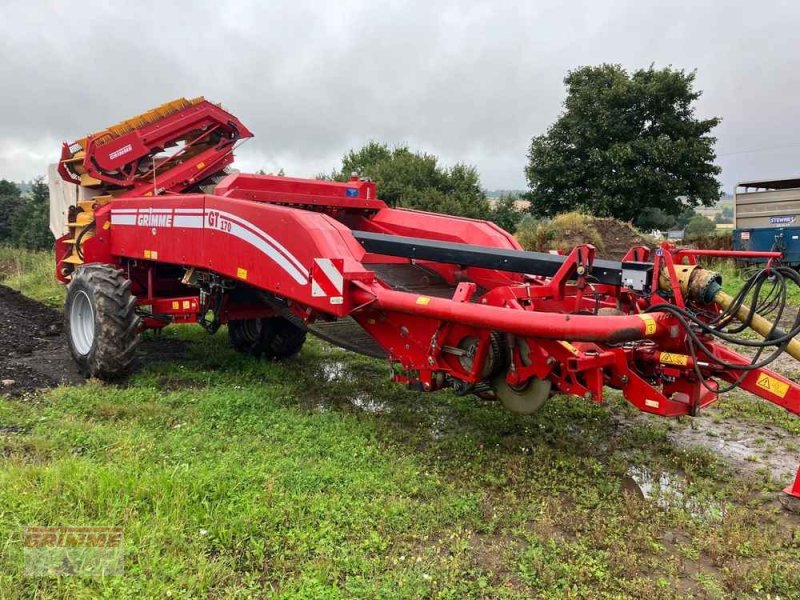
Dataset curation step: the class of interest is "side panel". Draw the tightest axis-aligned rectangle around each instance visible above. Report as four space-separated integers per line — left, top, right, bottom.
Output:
735 188 800 229
355 207 526 287
734 226 800 264
108 195 208 265
105 194 371 315
364 207 522 250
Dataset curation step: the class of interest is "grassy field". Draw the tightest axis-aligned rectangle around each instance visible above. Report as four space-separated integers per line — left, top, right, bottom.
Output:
0 247 64 308
714 260 800 309
1 251 800 598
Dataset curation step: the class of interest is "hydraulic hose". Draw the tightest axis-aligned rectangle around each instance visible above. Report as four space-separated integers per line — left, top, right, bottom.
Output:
665 264 800 362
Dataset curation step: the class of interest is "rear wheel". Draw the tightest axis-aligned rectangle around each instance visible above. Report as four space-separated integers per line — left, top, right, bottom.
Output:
65 264 140 379
228 317 306 359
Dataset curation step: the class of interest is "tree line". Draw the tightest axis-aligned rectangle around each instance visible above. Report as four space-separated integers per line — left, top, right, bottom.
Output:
0 177 53 250
1 63 722 249
324 64 720 235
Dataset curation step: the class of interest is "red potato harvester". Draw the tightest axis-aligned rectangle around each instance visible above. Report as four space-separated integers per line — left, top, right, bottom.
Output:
53 97 800 500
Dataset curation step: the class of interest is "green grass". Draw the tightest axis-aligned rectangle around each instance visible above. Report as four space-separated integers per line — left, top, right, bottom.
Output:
1 332 799 598
712 260 800 309
714 393 800 436
0 246 64 308
0 249 799 597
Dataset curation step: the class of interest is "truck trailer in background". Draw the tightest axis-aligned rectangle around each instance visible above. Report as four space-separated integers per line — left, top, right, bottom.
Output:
734 177 800 265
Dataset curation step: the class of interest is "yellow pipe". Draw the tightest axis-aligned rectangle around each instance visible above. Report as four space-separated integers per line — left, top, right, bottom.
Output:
713 289 800 361
661 264 799 362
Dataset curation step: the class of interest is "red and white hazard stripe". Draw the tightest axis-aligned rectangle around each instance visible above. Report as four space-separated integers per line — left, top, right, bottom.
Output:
311 258 344 304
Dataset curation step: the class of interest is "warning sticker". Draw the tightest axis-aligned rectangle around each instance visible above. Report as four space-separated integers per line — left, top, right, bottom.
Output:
637 314 657 335
416 296 431 305
659 352 688 366
756 374 789 398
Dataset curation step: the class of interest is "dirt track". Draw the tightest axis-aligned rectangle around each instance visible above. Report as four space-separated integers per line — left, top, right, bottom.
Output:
0 284 187 395
0 284 83 394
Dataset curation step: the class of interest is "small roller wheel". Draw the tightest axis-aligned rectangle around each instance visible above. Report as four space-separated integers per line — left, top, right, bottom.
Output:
65 264 140 379
228 317 306 359
491 373 552 415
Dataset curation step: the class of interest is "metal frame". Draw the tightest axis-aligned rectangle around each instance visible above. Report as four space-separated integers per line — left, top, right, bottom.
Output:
54 99 800 499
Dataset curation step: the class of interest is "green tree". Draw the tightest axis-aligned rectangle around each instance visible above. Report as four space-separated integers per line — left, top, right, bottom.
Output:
331 142 491 219
634 207 676 232
714 205 733 224
526 64 721 223
633 204 696 232
684 213 716 239
0 179 22 244
9 177 53 250
488 195 524 233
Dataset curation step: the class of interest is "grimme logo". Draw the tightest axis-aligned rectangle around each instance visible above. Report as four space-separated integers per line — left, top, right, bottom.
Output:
137 212 173 227
108 144 133 160
24 526 124 576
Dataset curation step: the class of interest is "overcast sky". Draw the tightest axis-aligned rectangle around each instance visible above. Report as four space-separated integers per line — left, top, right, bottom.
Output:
1 0 799 193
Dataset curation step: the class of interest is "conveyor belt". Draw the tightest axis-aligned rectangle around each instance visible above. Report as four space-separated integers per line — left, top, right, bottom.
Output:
308 317 387 358
353 231 653 287
370 263 457 298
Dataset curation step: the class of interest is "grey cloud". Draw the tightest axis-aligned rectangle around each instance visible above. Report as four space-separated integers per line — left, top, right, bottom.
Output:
1 0 800 193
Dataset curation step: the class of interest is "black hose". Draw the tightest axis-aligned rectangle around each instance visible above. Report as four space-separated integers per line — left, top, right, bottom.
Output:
644 265 800 393
75 221 97 261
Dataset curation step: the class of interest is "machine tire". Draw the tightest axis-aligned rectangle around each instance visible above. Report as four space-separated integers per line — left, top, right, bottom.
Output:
64 264 140 379
228 317 306 359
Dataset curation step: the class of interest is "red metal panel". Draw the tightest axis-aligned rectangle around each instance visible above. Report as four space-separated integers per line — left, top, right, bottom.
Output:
106 194 374 317
108 195 209 266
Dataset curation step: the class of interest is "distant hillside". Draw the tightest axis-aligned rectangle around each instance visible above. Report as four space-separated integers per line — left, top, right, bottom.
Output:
486 189 526 199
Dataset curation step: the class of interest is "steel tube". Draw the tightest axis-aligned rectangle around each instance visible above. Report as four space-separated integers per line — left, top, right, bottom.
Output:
354 287 672 343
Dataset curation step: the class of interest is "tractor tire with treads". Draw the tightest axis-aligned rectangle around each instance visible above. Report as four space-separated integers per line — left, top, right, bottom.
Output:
65 264 140 379
228 317 306 359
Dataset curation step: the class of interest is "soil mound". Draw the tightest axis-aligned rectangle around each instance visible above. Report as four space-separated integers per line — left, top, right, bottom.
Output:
0 284 83 394
516 212 653 261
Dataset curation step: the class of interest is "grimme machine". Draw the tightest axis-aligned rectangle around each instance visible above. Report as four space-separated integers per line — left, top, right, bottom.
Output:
54 97 800 499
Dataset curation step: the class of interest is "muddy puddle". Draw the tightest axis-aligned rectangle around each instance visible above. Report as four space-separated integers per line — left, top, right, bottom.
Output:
314 358 392 414
622 465 725 520
668 414 800 485
320 360 348 382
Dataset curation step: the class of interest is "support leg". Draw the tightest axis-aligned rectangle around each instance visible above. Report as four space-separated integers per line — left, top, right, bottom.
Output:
784 467 800 499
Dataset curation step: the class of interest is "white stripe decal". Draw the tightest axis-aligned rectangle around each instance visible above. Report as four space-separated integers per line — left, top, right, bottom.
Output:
212 210 308 277
173 215 204 228
110 214 136 225
108 207 310 286
207 213 308 285
315 258 344 293
311 281 325 297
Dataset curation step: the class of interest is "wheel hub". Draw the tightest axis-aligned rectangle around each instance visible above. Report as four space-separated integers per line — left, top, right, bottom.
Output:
70 290 95 356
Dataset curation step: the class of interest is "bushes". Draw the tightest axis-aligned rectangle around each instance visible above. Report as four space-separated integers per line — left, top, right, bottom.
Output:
515 212 606 255
691 230 732 250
